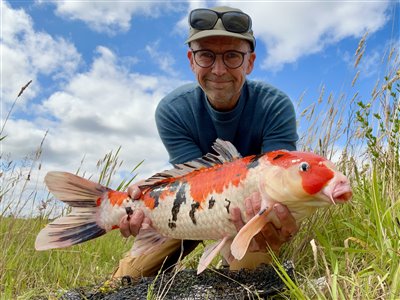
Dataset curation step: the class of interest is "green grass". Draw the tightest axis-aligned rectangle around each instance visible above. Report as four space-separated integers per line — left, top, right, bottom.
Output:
0 217 132 299
1 38 399 299
282 163 400 299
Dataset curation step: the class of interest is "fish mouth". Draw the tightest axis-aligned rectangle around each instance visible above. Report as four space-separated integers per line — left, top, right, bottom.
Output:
322 180 352 204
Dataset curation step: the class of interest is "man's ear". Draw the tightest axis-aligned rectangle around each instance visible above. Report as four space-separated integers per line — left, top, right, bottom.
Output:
245 52 256 75
187 50 196 72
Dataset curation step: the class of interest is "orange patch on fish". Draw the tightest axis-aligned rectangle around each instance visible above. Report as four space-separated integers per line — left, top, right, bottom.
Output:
108 191 129 206
142 193 157 210
186 156 255 203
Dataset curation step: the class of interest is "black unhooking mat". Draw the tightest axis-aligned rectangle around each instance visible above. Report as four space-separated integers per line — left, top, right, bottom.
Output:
58 261 295 300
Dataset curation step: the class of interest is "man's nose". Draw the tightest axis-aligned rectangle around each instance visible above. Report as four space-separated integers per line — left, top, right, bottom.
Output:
211 55 227 75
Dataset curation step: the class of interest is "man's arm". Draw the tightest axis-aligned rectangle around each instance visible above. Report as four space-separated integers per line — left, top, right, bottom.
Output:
261 90 298 153
155 96 204 165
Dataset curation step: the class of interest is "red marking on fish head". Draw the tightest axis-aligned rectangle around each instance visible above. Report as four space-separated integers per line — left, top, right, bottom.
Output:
267 151 335 195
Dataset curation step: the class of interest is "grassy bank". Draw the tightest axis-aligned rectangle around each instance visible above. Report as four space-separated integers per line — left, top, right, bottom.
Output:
0 217 132 299
1 41 399 299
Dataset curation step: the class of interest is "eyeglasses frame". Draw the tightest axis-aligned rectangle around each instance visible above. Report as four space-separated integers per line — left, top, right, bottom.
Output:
190 48 251 69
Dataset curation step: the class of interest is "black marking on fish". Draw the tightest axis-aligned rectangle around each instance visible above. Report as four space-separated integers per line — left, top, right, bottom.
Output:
272 153 285 160
63 200 98 208
171 184 186 222
168 219 176 230
208 197 215 209
258 208 267 215
147 183 165 208
224 199 231 213
148 181 181 209
125 207 133 215
51 222 106 244
166 180 181 192
189 202 200 225
125 207 133 221
247 154 263 169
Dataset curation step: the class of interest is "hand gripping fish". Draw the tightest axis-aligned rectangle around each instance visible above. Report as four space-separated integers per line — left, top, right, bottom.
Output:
35 139 352 274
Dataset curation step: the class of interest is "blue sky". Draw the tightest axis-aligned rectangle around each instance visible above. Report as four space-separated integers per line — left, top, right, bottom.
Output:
1 0 399 197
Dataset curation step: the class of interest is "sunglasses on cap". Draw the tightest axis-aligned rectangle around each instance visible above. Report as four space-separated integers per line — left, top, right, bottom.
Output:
189 8 252 34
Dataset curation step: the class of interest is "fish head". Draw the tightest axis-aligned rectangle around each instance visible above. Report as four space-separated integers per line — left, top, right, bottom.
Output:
265 150 352 206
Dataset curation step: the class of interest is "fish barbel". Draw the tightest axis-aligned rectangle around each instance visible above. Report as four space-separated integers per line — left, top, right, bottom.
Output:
35 139 352 274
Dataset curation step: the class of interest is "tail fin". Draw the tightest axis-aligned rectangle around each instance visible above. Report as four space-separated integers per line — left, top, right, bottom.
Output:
35 171 110 251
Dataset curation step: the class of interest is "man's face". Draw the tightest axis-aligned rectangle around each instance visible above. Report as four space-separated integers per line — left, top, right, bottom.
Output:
187 36 256 111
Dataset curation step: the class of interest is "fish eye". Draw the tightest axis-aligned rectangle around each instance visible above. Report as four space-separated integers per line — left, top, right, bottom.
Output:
299 162 310 172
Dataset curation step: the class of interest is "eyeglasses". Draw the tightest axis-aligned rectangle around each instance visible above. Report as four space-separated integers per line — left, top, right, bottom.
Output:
191 49 250 69
189 8 252 34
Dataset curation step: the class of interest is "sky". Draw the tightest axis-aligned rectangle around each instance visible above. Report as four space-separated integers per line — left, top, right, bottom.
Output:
1 0 399 214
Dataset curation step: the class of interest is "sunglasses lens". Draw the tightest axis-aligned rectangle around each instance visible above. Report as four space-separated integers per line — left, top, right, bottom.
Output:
190 9 218 30
221 12 251 33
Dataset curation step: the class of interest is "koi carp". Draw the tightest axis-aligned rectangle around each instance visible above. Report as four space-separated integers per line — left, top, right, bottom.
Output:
35 139 352 274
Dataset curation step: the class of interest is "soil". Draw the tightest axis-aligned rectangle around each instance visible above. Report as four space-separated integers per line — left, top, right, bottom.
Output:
56 261 295 300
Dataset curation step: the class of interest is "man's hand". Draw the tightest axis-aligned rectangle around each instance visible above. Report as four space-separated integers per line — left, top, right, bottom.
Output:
230 192 298 253
119 184 152 238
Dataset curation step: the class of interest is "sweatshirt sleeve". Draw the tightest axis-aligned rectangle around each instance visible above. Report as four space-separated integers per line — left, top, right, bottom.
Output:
155 97 203 165
261 91 298 152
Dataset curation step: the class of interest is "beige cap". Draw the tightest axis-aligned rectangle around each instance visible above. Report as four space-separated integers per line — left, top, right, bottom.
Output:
186 6 256 51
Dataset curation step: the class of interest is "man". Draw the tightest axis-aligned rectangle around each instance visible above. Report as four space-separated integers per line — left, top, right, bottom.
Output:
113 6 298 279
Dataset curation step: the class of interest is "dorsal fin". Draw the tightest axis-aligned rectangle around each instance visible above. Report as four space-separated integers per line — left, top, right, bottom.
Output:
139 139 242 189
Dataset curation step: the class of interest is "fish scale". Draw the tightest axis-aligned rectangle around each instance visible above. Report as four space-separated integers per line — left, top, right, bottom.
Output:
35 139 352 274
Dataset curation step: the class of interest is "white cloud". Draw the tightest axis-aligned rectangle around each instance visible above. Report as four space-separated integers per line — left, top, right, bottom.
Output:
2 45 186 184
145 41 178 75
39 0 176 34
218 1 390 70
1 0 81 108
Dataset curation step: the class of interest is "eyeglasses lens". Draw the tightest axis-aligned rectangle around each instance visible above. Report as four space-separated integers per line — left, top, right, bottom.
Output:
190 9 218 30
221 12 250 33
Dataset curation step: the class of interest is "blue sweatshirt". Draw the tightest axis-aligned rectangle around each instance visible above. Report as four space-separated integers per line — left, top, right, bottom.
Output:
155 80 298 165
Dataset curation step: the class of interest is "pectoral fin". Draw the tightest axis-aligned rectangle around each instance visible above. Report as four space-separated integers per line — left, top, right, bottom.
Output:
230 206 274 260
197 236 231 274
